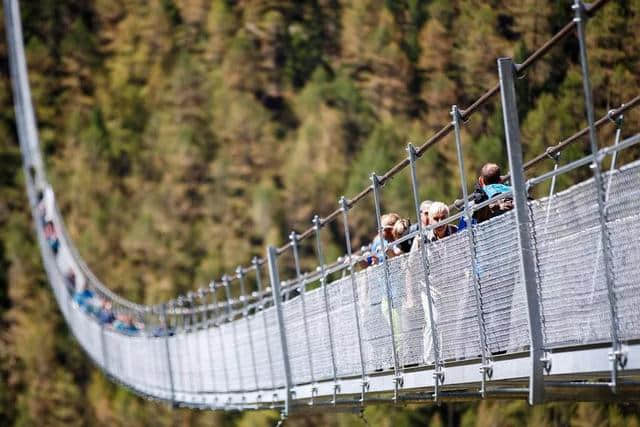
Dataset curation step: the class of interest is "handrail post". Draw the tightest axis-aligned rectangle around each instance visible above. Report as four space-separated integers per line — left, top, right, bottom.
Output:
451 105 492 398
223 275 245 401
573 0 624 392
370 173 403 402
406 144 443 401
312 215 340 404
187 292 203 402
289 232 317 403
237 266 260 393
253 257 276 398
498 57 545 405
209 282 231 401
199 287 216 401
176 297 193 397
339 196 368 406
160 303 176 406
266 246 293 419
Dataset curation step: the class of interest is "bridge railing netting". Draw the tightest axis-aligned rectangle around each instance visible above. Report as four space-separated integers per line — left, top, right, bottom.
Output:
6 0 640 409
31 157 640 399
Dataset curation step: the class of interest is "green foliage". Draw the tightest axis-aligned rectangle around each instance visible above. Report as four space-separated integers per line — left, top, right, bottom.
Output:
0 0 639 425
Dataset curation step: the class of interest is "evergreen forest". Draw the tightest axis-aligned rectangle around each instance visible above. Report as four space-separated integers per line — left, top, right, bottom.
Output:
1 0 640 425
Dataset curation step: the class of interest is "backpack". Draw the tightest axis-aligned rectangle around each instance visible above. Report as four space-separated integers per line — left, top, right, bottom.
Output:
473 183 514 223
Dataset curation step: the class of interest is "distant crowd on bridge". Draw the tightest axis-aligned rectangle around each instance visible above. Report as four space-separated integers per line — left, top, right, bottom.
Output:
34 161 514 343
37 186 143 335
360 162 512 266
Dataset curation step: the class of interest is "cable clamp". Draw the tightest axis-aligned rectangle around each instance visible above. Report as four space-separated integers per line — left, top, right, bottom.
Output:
433 365 445 384
545 147 561 162
541 352 552 374
607 109 624 127
609 347 628 369
394 375 404 388
480 361 494 379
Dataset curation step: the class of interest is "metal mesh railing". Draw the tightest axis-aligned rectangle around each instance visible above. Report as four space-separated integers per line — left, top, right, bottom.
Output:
6 0 640 413
32 157 640 401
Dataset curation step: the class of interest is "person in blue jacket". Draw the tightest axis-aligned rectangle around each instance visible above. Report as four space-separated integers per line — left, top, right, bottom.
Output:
458 163 513 230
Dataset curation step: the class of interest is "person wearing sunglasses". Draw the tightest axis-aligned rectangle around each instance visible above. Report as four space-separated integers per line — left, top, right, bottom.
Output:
409 200 433 253
427 202 457 242
362 212 400 266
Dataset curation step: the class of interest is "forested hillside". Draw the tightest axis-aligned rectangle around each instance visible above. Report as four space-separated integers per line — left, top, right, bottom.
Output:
1 0 639 425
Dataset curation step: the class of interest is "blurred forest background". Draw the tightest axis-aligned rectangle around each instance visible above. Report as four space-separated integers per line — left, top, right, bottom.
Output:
1 0 640 425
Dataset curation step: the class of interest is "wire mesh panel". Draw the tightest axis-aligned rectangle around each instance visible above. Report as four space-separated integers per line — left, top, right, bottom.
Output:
326 275 363 377
531 179 610 347
167 333 186 393
197 328 214 392
264 306 286 388
42 251 68 319
27 143 640 400
401 247 432 365
427 231 480 361
235 317 258 391
247 313 273 390
127 337 141 390
387 253 425 367
357 264 395 372
184 330 202 393
83 321 105 373
604 160 640 222
147 336 172 397
301 284 335 381
474 211 529 354
609 215 640 341
604 159 640 341
282 296 312 385
104 329 126 385
220 322 241 391
209 325 230 392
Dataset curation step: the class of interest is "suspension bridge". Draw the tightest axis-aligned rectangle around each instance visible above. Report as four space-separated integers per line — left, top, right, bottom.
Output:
5 0 640 422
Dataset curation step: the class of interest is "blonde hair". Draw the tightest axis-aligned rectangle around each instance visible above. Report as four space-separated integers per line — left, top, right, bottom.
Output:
380 212 400 229
392 218 410 239
420 200 433 213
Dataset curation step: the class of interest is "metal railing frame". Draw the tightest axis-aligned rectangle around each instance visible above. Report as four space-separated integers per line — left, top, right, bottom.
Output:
9 0 640 414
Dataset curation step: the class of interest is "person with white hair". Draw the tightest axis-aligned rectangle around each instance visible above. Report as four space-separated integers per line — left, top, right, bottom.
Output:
426 201 457 241
405 201 457 365
409 200 433 252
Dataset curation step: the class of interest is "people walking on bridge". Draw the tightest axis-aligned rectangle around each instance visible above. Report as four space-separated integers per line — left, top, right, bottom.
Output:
407 200 433 252
43 220 60 254
363 212 400 266
458 163 513 230
391 217 412 255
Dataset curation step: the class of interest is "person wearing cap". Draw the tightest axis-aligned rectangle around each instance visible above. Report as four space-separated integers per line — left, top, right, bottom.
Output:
364 212 400 266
